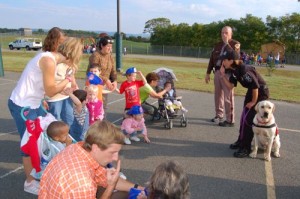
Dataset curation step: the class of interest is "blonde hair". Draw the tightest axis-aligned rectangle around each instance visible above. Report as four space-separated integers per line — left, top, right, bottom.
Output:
83 120 125 151
58 37 83 70
147 160 190 199
86 84 99 94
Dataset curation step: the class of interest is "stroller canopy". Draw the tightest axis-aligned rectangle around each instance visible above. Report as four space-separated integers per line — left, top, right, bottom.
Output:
153 67 178 89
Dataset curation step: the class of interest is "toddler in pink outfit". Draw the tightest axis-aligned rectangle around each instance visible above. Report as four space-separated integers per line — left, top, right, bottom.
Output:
86 84 104 125
121 105 150 145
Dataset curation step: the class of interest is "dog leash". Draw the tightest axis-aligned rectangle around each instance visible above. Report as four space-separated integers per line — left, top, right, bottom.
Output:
239 107 251 140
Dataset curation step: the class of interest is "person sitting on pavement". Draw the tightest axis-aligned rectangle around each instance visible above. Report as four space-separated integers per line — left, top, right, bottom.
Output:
121 105 150 145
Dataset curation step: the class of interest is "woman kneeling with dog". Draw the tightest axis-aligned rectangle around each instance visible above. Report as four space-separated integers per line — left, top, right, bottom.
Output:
220 48 269 158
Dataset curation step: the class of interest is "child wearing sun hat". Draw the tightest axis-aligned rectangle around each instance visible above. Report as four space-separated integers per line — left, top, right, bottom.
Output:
121 105 150 145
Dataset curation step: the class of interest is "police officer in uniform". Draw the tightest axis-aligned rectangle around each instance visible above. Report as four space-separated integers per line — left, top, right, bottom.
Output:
205 26 240 127
220 49 269 158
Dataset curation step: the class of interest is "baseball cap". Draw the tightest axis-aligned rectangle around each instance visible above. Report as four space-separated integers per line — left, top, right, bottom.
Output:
125 67 137 75
87 72 103 85
127 105 144 115
220 49 240 61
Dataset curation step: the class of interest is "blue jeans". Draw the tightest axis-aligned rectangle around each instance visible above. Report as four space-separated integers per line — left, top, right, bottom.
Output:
142 101 158 116
47 98 74 127
122 129 143 137
69 111 89 142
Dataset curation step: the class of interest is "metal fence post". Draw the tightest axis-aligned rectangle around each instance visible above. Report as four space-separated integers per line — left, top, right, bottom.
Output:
0 44 4 77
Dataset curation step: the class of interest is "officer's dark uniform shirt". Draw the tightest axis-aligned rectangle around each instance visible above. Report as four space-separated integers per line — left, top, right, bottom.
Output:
229 65 265 88
229 64 269 101
207 39 240 74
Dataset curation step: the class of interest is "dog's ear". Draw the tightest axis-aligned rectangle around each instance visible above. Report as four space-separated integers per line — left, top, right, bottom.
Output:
255 102 260 112
272 103 275 113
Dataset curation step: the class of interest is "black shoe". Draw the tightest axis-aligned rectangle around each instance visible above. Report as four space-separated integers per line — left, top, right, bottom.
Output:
229 141 240 150
219 121 234 127
151 115 160 121
233 149 249 158
211 116 223 123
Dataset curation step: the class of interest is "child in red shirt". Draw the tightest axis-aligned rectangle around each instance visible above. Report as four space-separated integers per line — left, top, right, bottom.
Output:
119 67 147 111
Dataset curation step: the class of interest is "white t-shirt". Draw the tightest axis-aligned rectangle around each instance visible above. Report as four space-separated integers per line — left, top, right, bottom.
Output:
10 52 56 109
46 63 71 102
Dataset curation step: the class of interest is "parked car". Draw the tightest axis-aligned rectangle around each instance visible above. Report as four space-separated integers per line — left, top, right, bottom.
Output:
8 38 43 51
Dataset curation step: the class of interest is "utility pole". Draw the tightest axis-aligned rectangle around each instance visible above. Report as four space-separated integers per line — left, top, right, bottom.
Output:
0 44 4 77
115 0 122 72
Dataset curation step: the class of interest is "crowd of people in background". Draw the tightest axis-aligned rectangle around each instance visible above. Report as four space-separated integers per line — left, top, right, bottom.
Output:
240 51 286 68
83 43 96 54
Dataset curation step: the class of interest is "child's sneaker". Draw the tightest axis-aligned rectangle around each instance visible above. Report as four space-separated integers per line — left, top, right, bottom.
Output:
130 136 140 142
181 108 188 113
124 137 131 145
24 180 40 195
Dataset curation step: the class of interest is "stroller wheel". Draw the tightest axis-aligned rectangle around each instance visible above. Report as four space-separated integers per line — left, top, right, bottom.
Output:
164 121 169 128
182 118 188 127
168 120 173 129
165 120 173 129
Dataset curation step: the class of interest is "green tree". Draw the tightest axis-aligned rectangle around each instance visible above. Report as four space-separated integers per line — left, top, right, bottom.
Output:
266 15 283 41
146 13 298 53
144 17 171 34
190 23 204 47
36 29 45 34
234 14 267 51
281 13 300 51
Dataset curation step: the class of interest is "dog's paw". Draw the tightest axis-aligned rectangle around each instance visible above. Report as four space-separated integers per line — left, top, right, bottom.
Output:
249 152 257 158
264 155 271 161
273 152 280 158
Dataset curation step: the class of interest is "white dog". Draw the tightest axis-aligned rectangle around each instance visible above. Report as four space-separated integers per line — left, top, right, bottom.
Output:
250 100 281 161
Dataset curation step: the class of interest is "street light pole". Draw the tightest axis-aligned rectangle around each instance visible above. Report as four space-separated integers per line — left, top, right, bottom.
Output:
115 0 122 72
0 44 4 77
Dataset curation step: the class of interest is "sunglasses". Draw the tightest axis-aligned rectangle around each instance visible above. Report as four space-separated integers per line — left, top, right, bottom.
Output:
107 39 114 44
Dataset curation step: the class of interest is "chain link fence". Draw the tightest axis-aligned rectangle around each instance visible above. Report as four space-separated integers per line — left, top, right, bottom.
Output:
1 33 299 65
126 44 212 58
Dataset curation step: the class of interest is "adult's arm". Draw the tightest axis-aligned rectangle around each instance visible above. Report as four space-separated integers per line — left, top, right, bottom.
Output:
40 56 70 97
246 88 258 109
100 160 121 199
115 177 143 192
149 88 169 99
220 66 234 89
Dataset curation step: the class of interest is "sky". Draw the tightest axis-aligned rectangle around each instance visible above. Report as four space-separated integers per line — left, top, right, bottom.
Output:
0 0 299 34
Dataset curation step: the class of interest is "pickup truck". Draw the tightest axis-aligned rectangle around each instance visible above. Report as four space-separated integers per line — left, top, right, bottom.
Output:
8 38 43 51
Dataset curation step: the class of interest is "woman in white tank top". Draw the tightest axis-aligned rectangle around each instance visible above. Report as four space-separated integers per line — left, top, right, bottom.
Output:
8 28 83 195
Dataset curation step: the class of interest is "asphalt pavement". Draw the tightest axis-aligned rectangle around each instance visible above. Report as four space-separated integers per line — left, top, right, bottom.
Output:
0 71 300 199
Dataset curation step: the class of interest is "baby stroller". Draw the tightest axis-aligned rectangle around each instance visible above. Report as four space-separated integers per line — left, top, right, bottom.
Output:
153 67 188 129
20 103 75 180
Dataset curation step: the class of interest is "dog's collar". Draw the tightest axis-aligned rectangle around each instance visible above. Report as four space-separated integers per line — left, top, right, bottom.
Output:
253 123 277 128
253 117 277 129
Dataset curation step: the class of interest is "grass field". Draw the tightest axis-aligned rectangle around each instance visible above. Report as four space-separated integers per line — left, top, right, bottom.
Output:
1 51 300 103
